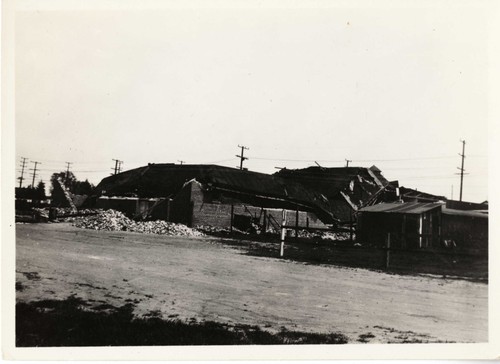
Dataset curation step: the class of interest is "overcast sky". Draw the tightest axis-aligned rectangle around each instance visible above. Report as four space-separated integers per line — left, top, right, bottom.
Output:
15 1 491 202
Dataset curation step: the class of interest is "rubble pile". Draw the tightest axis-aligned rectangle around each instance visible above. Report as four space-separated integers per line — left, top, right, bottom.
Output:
73 209 204 237
131 220 205 236
73 209 132 231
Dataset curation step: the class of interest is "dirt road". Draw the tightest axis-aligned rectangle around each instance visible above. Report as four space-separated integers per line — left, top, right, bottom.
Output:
16 223 488 343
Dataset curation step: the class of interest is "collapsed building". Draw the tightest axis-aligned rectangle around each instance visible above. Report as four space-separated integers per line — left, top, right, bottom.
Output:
274 165 488 251
86 164 337 231
274 166 390 222
86 162 488 250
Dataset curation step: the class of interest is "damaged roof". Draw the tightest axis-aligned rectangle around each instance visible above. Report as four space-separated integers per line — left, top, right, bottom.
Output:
275 166 388 198
89 164 336 223
274 165 390 220
398 187 447 202
359 202 444 215
442 207 488 218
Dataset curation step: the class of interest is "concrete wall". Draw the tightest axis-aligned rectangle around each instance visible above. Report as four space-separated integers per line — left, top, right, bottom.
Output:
169 182 194 225
175 180 327 229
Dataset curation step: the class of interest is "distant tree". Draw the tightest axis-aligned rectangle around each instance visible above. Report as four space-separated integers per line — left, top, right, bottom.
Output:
50 172 94 195
73 179 94 195
50 171 76 192
36 181 47 200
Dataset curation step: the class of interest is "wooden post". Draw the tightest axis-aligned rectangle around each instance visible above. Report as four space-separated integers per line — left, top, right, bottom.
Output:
402 215 406 249
385 233 391 269
262 209 267 234
280 209 287 257
349 212 353 243
295 207 299 239
429 213 433 248
230 204 234 233
438 209 442 246
418 215 423 248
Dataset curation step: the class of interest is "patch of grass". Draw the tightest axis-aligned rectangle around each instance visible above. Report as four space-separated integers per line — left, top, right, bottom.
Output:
357 332 376 343
16 297 349 346
21 271 41 281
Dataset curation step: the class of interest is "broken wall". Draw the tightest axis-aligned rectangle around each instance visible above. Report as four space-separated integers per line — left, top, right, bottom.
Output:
173 180 328 229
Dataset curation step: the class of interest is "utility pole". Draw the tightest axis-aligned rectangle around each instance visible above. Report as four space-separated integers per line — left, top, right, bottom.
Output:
345 159 352 167
177 160 185 165
236 145 249 170
30 161 40 188
65 162 73 184
457 140 466 201
18 157 28 188
112 159 123 175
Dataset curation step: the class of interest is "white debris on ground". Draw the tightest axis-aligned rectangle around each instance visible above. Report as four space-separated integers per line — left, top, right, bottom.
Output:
295 229 352 241
26 207 352 241
32 208 49 219
321 231 353 241
196 225 353 242
73 209 205 237
55 207 97 216
196 225 248 235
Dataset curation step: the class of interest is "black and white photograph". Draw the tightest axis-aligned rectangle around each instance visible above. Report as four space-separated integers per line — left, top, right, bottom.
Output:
2 0 499 360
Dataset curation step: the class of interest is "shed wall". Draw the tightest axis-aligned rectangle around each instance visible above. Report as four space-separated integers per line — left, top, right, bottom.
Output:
441 214 488 252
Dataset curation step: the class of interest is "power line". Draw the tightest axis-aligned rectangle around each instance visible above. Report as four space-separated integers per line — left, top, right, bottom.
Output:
236 145 249 170
18 157 28 188
18 168 110 173
15 158 106 166
205 158 235 164
250 155 458 163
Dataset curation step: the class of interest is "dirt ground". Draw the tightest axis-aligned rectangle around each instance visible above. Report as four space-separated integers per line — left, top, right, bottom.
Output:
16 223 488 344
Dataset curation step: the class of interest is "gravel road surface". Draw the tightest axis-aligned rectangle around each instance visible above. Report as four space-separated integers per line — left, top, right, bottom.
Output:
16 223 488 343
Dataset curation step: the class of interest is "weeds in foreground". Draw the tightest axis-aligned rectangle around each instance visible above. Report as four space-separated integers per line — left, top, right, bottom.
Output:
16 297 348 346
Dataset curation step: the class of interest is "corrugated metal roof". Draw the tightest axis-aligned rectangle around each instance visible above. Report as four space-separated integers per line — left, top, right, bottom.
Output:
359 202 443 214
442 208 488 218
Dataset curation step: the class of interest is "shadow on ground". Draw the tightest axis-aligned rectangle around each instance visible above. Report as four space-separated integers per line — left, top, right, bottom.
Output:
16 296 349 346
216 238 488 282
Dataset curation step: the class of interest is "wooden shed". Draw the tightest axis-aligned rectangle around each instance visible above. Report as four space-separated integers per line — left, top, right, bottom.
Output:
357 202 444 249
